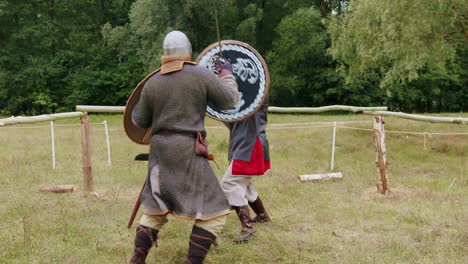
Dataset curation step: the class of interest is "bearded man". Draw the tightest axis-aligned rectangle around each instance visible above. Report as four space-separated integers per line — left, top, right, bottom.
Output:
129 30 238 264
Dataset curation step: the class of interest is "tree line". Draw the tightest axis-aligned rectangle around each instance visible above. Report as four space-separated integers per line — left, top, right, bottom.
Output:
0 0 466 115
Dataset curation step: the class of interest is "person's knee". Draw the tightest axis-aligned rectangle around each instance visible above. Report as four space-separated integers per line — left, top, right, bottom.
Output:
246 194 258 203
221 179 237 191
194 215 227 238
139 214 168 230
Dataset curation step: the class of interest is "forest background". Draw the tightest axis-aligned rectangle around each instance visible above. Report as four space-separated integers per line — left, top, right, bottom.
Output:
0 0 466 115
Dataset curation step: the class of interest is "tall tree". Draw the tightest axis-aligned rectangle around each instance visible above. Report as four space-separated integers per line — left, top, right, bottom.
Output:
0 0 136 115
267 6 342 106
327 0 467 111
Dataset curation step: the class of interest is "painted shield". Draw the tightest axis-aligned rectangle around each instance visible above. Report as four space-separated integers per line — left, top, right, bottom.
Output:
196 40 270 122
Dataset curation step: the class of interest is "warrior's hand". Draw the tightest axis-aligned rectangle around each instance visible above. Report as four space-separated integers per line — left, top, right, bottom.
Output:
214 56 233 77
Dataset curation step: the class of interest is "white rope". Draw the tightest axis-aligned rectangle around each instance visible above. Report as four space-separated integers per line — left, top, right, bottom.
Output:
76 125 468 136
337 125 468 136
267 125 333 130
204 120 370 130
2 120 466 136
336 125 373 132
0 122 104 129
267 120 371 127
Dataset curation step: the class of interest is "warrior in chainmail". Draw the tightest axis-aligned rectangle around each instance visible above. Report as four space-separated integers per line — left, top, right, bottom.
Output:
221 97 271 243
129 31 238 264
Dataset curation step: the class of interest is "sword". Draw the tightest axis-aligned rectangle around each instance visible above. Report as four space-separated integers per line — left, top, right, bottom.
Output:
127 153 149 229
214 7 223 58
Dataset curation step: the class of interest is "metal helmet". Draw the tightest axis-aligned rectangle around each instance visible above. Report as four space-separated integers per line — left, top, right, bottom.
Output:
163 31 192 56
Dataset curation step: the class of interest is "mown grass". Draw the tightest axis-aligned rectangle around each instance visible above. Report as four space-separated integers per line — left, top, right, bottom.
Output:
0 113 466 263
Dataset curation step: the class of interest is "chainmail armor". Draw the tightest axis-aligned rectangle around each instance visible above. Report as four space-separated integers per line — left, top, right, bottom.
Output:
133 64 238 220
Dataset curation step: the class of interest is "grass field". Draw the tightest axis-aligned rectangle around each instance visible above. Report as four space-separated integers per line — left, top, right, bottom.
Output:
0 113 467 263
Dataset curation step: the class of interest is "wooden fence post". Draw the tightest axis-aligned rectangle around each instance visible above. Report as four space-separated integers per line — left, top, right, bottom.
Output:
80 115 93 192
373 116 389 194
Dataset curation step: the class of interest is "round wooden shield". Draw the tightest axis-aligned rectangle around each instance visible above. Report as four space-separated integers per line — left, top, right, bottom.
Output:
196 40 270 122
123 69 160 145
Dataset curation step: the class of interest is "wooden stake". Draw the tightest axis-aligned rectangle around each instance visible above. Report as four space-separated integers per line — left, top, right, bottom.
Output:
80 115 93 192
373 116 389 194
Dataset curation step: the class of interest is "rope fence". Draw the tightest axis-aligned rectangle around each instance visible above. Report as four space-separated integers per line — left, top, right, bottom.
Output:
0 122 107 129
2 118 466 173
1 105 466 193
2 120 112 169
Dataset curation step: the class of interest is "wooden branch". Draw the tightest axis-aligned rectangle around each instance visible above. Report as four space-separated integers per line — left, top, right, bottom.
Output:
75 105 388 114
0 112 86 126
363 111 468 125
454 7 467 38
76 105 125 113
268 105 388 113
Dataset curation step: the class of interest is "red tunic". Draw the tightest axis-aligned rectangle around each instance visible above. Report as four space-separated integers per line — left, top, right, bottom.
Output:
232 137 270 176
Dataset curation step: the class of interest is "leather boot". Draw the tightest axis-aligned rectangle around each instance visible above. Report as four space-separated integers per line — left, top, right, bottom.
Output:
186 225 217 264
249 197 271 223
129 225 158 264
232 206 256 243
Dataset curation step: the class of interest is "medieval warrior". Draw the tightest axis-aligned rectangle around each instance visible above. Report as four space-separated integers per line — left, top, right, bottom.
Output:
129 30 239 264
221 97 271 243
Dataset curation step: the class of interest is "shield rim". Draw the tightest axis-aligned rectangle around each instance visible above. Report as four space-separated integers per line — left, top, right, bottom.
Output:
196 40 270 123
123 68 160 145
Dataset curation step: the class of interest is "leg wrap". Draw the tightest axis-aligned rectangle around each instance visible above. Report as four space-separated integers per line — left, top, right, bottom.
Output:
186 226 216 264
130 225 159 264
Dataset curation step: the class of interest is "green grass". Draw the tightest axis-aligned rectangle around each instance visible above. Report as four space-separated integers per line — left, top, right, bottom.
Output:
0 113 467 263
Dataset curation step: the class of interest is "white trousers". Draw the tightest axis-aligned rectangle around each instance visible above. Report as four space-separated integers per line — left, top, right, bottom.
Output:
221 162 259 207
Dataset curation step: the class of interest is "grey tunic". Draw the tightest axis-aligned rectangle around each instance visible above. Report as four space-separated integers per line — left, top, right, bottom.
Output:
132 64 238 220
228 97 270 162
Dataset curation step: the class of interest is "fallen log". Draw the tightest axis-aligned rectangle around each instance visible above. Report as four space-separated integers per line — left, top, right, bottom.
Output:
40 184 77 193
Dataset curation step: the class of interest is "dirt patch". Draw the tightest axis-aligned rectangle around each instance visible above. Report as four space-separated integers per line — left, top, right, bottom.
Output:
362 185 419 200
